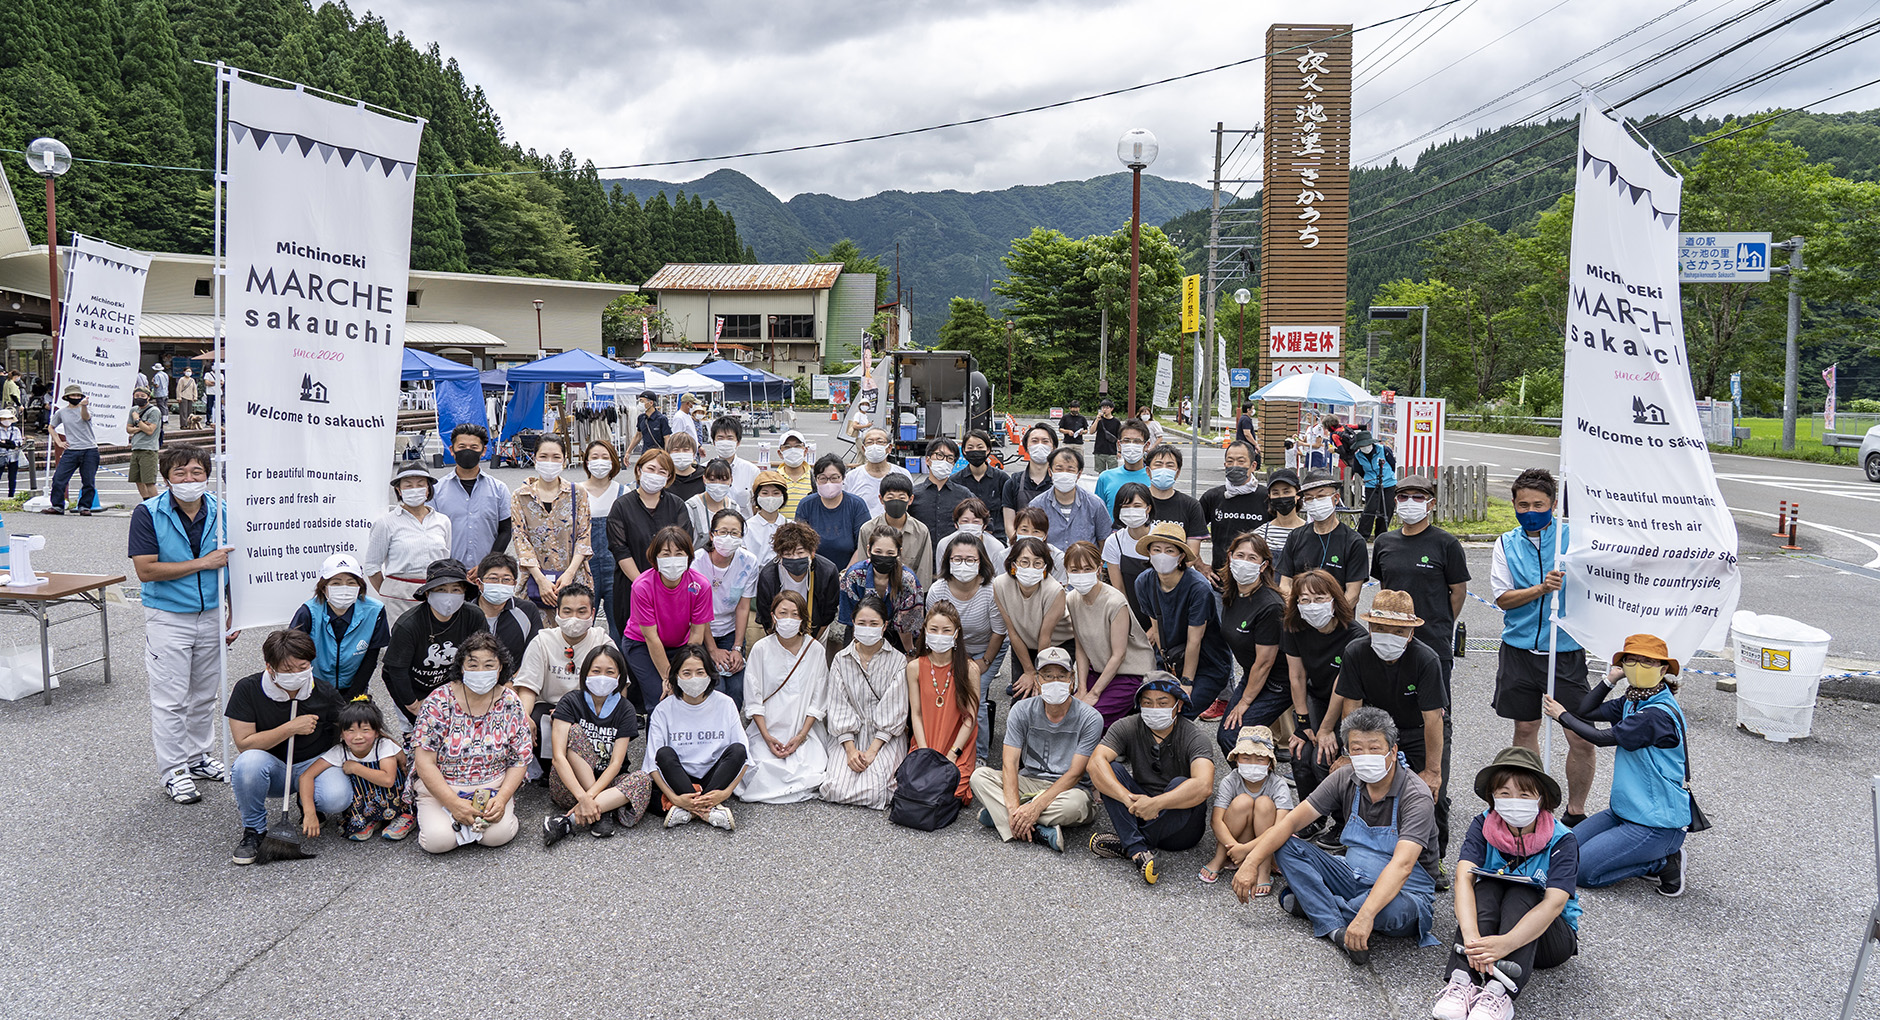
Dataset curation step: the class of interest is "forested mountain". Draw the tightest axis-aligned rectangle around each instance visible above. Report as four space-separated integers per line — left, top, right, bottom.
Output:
603 169 1211 345
0 0 748 282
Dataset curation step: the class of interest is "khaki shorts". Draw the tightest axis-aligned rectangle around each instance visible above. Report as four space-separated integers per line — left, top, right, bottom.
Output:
128 449 159 484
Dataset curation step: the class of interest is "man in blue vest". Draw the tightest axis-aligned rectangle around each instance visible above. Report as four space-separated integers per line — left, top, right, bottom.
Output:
1489 468 1595 826
1349 430 1398 540
129 445 233 804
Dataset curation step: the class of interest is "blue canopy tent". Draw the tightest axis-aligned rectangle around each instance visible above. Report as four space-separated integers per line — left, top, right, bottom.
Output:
499 348 633 443
694 359 771 402
479 368 509 390
399 348 486 455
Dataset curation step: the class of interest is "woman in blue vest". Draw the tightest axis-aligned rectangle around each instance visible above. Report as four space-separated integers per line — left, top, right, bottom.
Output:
289 552 390 697
1348 430 1398 540
1431 746 1582 1020
1543 633 1692 898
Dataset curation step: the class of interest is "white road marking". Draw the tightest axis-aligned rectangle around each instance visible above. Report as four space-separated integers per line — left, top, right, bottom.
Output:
1735 506 1880 569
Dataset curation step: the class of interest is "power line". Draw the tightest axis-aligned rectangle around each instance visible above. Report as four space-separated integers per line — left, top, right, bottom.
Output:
1353 0 1481 91
1359 0 1572 114
1351 0 1449 80
1349 72 1880 259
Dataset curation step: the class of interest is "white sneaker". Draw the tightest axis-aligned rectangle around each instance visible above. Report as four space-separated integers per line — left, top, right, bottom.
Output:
707 804 735 831
664 805 692 828
187 756 229 783
1466 982 1513 1020
164 767 201 804
1432 969 1476 1020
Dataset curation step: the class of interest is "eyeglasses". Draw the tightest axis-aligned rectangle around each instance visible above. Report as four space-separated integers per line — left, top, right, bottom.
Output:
711 531 742 540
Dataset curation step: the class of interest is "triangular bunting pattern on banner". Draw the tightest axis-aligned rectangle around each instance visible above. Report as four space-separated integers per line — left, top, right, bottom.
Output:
226 120 420 181
317 142 335 162
337 147 357 167
1579 147 1677 228
297 134 318 157
230 123 249 144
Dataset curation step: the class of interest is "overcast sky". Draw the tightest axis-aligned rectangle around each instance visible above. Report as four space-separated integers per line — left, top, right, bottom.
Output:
362 0 1877 199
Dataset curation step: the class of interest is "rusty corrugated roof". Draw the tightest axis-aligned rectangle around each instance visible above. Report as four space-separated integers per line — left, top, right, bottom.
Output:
642 263 843 292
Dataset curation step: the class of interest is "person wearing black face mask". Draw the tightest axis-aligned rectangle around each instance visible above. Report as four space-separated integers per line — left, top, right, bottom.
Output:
433 423 513 566
1200 440 1270 578
839 528 923 653
752 522 840 652
856 472 933 586
954 429 1010 542
125 387 163 500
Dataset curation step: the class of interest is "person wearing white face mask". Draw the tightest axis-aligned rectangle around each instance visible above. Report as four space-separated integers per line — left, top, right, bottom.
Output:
969 646 1101 849
1001 423 1056 533
577 439 628 634
647 645 749 830
632 390 672 456
693 508 760 703
131 445 237 804
1087 675 1215 884
382 559 492 726
744 470 793 570
468 552 542 667
1213 534 1288 754
685 456 749 542
1101 483 1156 623
1094 418 1153 515
606 449 692 642
1024 446 1109 551
842 425 911 516
1431 746 1582 1020
855 472 933 588
992 538 1074 703
926 534 1007 763
955 428 1012 541
663 432 707 503
1133 523 1237 722
511 436 593 612
364 463 452 621
773 429 815 516
622 527 714 713
1279 570 1369 804
821 597 912 808
709 415 761 496
906 603 982 803
1320 590 1448 884
910 436 971 540
795 454 872 569
738 592 833 803
226 629 353 865
934 497 1008 577
288 553 389 698
1275 469 1368 606
542 645 653 845
1199 726 1295 890
1060 541 1154 727
1235 707 1443 964
409 632 532 853
514 584 618 777
1200 441 1271 582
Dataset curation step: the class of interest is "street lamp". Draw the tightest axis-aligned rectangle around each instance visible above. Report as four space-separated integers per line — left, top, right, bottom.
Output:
1367 304 1429 397
1233 287 1252 380
26 138 71 371
532 298 544 358
1117 128 1157 416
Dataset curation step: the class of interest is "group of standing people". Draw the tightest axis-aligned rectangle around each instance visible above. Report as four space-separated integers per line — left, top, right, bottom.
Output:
130 399 1702 1019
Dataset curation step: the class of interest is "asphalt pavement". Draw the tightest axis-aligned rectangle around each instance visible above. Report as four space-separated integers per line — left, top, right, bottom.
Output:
1 428 1877 1019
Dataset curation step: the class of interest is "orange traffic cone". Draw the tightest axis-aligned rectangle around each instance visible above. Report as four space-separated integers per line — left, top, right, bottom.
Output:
830 407 839 421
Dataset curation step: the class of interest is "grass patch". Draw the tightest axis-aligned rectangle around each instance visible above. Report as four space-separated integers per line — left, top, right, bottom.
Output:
1730 417 1861 465
1437 496 1517 538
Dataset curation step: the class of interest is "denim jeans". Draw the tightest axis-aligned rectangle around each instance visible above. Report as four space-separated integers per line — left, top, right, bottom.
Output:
1572 809 1685 886
50 446 99 510
231 748 352 832
973 644 1009 762
712 630 747 708
1276 836 1433 941
1215 674 1295 755
1100 761 1208 858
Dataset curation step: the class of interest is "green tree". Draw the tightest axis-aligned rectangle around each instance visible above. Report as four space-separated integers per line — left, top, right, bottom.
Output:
808 239 890 303
453 167 596 279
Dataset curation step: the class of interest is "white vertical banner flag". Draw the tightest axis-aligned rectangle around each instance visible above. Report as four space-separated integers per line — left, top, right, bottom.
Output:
224 76 423 629
56 235 151 436
1216 336 1231 420
1559 100 1738 661
1152 352 1173 408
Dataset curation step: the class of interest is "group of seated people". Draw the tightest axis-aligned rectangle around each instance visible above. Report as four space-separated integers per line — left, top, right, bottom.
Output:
221 424 1700 1020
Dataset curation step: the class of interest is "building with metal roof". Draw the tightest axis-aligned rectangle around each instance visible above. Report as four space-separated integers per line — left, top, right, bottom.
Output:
0 168 635 385
640 262 873 379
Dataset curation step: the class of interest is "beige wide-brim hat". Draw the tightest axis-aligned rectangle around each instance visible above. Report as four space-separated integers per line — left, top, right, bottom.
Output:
1359 589 1425 628
1134 521 1195 563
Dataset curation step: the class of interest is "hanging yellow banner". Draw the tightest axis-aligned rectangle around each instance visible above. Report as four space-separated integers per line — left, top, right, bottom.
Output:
1181 273 1200 334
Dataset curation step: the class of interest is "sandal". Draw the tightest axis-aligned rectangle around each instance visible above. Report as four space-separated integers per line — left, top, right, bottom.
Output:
1198 866 1221 884
1253 880 1274 897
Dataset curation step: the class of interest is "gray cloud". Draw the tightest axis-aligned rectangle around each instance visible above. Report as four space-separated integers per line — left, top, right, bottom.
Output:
362 0 1880 198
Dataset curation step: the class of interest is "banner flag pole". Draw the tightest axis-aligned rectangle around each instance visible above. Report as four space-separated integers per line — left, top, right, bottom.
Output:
1542 476 1565 772
212 61 231 767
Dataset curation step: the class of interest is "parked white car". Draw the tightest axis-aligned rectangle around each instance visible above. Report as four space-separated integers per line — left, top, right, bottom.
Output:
1862 424 1880 483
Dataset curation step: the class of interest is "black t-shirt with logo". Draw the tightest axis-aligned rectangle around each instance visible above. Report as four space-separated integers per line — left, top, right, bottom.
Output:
1371 524 1472 669
224 673 343 763
1094 415 1122 455
1200 484 1270 569
1332 635 1447 753
1148 489 1208 540
1221 584 1284 674
1277 521 1369 589
1279 620 1368 701
552 689 640 773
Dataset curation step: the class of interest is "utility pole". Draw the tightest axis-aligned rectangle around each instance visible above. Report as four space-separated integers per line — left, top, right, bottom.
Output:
1779 236 1804 452
1195 122 1224 497
1098 306 1108 395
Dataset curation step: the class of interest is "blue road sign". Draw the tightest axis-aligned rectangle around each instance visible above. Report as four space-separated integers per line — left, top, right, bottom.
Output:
1229 368 1253 388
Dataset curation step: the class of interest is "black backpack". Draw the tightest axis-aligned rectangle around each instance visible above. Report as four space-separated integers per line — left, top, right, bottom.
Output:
889 748 963 831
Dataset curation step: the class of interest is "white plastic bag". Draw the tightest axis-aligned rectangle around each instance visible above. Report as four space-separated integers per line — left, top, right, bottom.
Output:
0 643 57 701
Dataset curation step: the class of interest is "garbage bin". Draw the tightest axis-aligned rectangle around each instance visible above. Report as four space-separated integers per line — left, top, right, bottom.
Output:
1730 610 1832 742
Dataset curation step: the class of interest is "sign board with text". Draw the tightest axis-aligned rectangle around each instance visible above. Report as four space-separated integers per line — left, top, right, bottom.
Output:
1678 231 1771 283
1181 274 1201 334
1268 325 1342 358
1229 367 1252 388
1269 360 1341 381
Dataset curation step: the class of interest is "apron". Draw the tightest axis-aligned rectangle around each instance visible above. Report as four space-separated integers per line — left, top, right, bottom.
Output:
1340 778 1439 947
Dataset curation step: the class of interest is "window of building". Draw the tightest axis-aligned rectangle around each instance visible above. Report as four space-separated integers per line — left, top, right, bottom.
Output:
769 314 815 339
194 279 212 297
407 290 422 307
717 314 760 340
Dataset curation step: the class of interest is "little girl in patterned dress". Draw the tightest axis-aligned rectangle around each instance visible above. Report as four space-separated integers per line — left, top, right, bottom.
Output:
298 697 415 841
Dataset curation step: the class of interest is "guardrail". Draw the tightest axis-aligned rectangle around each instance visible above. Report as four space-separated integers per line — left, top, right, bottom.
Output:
1447 413 1563 429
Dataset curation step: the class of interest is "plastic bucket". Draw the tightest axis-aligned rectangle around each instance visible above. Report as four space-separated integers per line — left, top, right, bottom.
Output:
1729 611 1831 742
